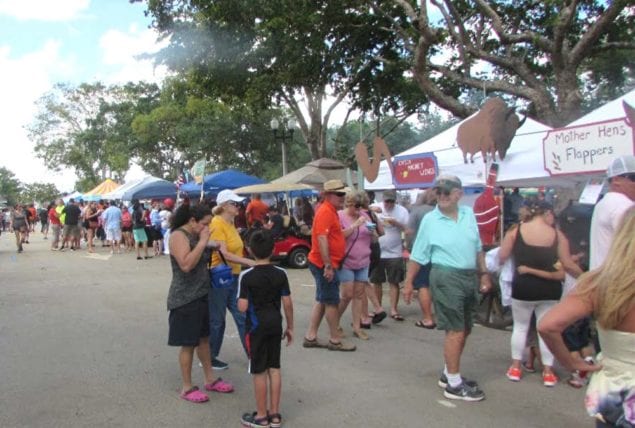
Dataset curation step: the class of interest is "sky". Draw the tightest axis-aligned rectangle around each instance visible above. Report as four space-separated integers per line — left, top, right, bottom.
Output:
0 0 166 192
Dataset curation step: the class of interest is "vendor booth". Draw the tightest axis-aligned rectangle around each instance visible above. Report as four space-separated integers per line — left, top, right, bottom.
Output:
82 178 120 201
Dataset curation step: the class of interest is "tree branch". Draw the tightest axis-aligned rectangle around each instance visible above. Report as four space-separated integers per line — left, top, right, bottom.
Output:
570 0 632 66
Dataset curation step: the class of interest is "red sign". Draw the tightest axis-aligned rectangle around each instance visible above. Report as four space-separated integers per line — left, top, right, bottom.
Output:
392 153 438 189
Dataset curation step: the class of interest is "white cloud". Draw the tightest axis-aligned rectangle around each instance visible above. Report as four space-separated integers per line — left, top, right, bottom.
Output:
0 0 90 21
0 41 79 191
97 24 169 84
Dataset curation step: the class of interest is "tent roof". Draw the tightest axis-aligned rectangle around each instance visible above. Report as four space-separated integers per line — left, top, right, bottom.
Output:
102 177 155 200
180 169 265 195
365 117 586 190
121 177 176 201
84 178 120 196
272 158 350 188
568 89 635 126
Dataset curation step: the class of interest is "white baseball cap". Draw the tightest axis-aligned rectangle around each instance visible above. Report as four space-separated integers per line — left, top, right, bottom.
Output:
607 155 635 178
216 189 244 205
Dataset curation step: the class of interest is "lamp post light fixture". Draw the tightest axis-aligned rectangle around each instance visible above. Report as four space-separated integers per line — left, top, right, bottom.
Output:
270 117 296 176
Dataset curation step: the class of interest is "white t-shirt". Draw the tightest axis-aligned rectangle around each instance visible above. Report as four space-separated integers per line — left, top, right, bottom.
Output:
372 202 409 259
159 209 171 230
589 191 633 269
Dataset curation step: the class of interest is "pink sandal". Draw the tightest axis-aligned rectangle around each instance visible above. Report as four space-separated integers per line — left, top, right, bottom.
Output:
205 377 234 393
180 386 209 403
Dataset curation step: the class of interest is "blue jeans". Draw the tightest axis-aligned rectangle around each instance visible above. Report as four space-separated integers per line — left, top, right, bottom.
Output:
208 275 247 358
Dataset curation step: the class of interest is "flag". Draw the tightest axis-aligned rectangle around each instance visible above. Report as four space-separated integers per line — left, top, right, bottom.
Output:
175 173 186 189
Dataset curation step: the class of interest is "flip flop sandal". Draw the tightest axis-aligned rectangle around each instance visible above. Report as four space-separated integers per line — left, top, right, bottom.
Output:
522 361 537 373
269 412 283 428
415 320 437 329
372 311 387 324
180 386 209 403
390 314 405 321
205 377 234 393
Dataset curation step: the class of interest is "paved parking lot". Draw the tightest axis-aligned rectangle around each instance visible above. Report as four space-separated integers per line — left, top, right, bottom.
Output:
0 234 590 427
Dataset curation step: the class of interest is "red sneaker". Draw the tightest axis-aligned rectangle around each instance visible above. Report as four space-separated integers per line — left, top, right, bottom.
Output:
506 367 522 382
543 372 558 387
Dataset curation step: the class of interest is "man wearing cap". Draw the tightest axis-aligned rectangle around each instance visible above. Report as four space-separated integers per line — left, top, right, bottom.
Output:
590 155 635 269
369 189 409 321
303 179 356 352
403 175 492 402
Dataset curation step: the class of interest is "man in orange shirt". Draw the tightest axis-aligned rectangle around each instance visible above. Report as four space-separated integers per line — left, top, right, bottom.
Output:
303 180 356 352
245 193 269 227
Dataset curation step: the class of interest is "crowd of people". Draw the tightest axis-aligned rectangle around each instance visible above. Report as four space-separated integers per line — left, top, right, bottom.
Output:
4 197 175 259
3 154 633 427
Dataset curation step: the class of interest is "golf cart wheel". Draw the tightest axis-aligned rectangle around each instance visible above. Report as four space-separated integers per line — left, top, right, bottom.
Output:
288 247 309 269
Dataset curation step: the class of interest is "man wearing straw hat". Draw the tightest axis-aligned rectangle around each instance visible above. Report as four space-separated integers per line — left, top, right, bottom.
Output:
303 179 356 352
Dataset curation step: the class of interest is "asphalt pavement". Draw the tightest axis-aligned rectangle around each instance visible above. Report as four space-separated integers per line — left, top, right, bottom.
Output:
0 231 591 427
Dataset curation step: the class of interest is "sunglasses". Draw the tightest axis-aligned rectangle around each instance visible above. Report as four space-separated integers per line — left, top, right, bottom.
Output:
621 173 635 182
350 203 362 208
435 188 452 196
384 199 395 203
334 192 346 197
226 201 240 207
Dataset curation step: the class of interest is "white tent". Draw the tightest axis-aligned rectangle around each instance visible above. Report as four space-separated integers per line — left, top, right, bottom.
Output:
365 117 578 190
568 89 635 126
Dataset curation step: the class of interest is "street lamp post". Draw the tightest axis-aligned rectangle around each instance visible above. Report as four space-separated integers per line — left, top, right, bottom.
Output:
270 118 296 176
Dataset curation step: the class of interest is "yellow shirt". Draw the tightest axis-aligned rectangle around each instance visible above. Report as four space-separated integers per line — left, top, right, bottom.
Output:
209 215 244 275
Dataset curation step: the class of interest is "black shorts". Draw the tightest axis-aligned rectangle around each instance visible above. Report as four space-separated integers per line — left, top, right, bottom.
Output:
168 295 210 347
369 257 404 285
246 327 282 374
562 317 591 352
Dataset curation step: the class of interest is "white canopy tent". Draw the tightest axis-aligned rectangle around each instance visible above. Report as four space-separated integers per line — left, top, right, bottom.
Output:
568 89 635 126
364 117 582 190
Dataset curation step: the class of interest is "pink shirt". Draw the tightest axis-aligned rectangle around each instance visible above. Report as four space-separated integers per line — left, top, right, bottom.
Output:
338 210 373 270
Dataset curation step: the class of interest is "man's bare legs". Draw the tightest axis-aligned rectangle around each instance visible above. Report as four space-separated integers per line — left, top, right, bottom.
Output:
305 302 341 343
389 282 400 317
417 288 435 324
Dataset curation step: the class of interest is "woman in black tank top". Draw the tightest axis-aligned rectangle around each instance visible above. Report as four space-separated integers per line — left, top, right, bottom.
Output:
499 201 566 387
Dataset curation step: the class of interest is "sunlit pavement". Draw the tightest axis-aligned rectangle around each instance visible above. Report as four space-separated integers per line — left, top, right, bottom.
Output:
0 233 589 427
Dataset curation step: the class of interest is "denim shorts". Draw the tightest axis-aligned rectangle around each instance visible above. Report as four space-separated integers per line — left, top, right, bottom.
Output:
309 262 340 305
413 263 432 289
338 266 369 283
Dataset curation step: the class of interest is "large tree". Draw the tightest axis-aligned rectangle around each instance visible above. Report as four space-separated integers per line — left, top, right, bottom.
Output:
21 183 60 205
28 82 160 190
140 0 425 159
131 78 309 179
378 0 635 126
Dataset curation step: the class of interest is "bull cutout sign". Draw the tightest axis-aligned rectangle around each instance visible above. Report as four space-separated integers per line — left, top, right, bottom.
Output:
456 97 526 163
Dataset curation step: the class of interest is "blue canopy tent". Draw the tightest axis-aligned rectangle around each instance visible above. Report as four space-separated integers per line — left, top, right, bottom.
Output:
180 169 265 197
121 177 177 201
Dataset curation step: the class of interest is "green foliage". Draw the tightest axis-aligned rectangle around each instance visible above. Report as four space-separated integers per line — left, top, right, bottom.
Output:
20 182 60 205
0 167 22 206
140 0 428 158
27 82 161 190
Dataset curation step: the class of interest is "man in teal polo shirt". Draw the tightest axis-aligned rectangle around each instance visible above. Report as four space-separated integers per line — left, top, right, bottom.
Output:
404 174 492 402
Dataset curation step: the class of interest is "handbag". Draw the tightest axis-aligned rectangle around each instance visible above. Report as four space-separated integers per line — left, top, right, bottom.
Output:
209 249 234 289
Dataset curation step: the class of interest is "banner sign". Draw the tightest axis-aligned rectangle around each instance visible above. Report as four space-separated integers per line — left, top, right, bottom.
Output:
543 117 634 176
190 159 206 184
392 153 438 189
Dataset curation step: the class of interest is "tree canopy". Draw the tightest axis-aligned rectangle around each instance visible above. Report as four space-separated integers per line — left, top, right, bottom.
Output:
379 0 635 126
140 0 426 159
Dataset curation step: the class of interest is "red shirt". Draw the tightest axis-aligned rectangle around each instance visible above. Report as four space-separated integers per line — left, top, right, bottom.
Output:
308 200 345 269
246 199 269 226
48 207 61 226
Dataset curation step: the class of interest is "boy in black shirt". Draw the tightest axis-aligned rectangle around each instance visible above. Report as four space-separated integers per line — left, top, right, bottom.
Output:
238 230 294 428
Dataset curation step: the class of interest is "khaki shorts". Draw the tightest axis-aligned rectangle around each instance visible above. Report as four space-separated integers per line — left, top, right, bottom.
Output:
62 224 81 239
429 265 479 332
